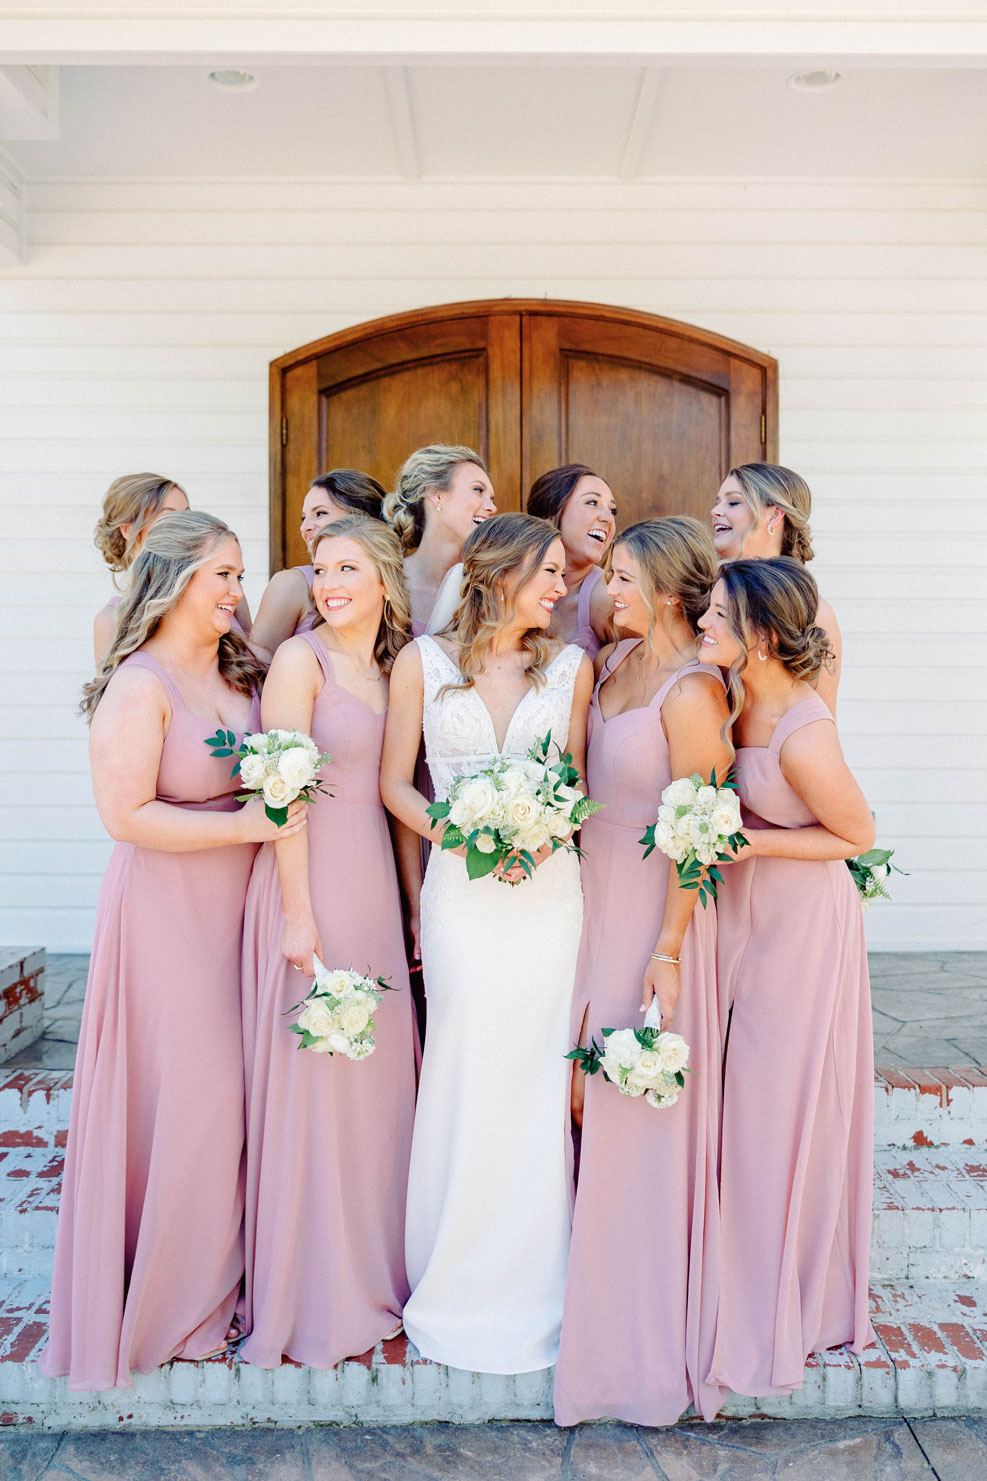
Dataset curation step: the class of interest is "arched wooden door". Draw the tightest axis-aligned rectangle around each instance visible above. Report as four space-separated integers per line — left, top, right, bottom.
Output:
270 299 777 570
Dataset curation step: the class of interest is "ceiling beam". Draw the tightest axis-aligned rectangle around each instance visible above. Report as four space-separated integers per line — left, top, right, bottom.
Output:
384 65 419 180
619 67 664 180
0 146 26 264
0 65 58 139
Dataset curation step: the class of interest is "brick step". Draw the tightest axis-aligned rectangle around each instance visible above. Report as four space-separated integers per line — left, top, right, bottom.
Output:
0 1277 985 1426
873 1147 987 1281
4 1066 986 1151
3 1140 987 1289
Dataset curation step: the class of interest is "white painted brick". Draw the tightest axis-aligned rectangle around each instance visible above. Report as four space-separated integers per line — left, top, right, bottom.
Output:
199 1357 235 1406
860 1354 898 1414
908 1210 937 1248
235 1356 273 1409
895 1362 933 1414
336 1356 373 1410
444 1362 479 1419
930 1362 963 1412
821 1352 860 1412
166 1358 199 1407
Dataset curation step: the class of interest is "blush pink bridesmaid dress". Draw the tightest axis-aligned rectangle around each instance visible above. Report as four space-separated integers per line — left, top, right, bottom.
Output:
239 631 416 1368
553 641 725 1427
40 653 260 1390
706 693 874 1397
568 566 605 659
292 564 318 635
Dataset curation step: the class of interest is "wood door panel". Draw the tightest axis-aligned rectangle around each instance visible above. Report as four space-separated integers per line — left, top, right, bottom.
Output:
271 300 775 573
557 351 728 529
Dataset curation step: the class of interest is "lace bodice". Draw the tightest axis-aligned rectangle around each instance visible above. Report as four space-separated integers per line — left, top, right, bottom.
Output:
417 636 585 802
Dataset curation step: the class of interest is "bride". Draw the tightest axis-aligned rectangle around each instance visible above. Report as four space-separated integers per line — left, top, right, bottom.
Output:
381 512 594 1374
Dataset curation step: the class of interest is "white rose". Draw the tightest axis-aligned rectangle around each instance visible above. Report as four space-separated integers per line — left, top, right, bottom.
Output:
455 776 498 823
499 768 531 798
647 1087 680 1110
711 803 741 837
601 1029 640 1075
242 732 267 753
474 830 498 854
238 753 267 789
326 1030 351 1055
663 778 698 808
278 747 315 792
869 864 888 886
448 796 478 831
515 821 553 854
687 814 716 849
507 795 540 830
695 786 718 812
298 999 336 1038
338 996 372 1037
657 1033 689 1074
315 968 354 1000
308 1036 335 1054
262 772 292 808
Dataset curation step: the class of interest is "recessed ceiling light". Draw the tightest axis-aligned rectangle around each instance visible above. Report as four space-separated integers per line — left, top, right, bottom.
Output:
787 70 844 92
208 70 256 90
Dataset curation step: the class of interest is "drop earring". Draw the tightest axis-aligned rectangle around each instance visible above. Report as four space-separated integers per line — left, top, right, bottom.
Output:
758 648 768 661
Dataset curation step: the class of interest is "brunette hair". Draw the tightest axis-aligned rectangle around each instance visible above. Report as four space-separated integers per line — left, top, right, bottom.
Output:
94 473 187 574
614 517 717 642
309 516 412 674
81 511 265 720
728 463 814 563
440 512 562 695
716 556 834 735
527 464 608 527
307 469 386 523
382 444 489 553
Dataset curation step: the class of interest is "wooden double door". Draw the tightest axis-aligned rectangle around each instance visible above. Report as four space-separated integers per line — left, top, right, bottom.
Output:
270 299 777 570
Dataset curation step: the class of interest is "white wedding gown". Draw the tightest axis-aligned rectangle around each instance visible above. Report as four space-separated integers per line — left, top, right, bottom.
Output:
402 635 585 1374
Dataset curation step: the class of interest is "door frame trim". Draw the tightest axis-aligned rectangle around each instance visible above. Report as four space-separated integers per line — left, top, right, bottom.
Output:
269 296 779 570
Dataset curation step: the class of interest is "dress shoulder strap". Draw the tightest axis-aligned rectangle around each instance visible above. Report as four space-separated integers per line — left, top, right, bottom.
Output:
298 628 334 686
599 637 641 683
119 651 184 711
770 692 834 753
653 657 724 710
416 634 460 702
576 566 603 629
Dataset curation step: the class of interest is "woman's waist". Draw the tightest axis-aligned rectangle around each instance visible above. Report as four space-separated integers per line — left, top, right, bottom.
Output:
157 792 242 812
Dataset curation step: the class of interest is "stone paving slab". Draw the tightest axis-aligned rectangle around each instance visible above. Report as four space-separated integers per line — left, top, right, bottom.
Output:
3 1417 985 1479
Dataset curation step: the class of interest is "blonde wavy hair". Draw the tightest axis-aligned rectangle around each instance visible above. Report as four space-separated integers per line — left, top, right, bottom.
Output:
716 556 834 739
440 512 562 697
94 472 187 575
81 511 265 720
382 444 489 553
728 463 814 563
615 516 718 644
309 516 412 674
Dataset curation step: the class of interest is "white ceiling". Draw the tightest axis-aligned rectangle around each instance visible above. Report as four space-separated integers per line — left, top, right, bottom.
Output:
3 62 986 180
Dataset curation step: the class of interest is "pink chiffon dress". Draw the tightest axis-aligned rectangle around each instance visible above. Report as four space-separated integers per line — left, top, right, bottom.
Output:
40 653 260 1391
707 693 874 1397
568 566 605 659
553 641 724 1426
239 631 416 1368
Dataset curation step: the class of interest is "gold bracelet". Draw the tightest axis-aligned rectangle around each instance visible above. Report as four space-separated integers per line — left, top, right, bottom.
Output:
651 952 680 965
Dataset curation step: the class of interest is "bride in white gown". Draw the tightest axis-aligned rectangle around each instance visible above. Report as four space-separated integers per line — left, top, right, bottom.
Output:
382 512 594 1374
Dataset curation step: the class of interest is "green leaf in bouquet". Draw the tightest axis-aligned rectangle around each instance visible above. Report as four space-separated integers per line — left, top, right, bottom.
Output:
640 822 657 859
565 1039 604 1075
570 797 605 826
265 802 289 828
205 728 239 757
425 799 451 831
439 823 465 851
466 844 502 880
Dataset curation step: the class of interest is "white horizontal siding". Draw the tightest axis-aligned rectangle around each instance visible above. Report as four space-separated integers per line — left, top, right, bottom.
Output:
1 174 985 950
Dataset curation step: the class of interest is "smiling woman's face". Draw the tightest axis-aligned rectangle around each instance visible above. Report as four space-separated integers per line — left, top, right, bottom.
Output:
311 535 385 631
557 476 617 566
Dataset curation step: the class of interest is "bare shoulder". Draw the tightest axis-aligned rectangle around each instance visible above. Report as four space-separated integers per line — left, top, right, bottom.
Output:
267 631 322 679
594 639 616 680
664 666 729 714
391 637 426 681
816 593 842 640
95 660 170 727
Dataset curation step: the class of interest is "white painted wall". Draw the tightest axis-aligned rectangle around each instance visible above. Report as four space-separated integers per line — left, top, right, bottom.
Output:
1 174 984 950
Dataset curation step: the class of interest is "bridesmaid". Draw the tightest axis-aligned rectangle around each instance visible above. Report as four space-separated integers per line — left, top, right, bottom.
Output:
710 462 841 711
41 512 305 1390
248 470 387 661
527 464 617 657
382 444 496 634
240 516 419 1368
698 556 875 1398
555 517 731 1427
92 473 189 665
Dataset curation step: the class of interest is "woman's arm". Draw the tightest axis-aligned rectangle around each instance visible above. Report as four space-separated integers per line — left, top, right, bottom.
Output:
643 671 733 1025
391 817 425 961
90 666 305 850
247 568 310 664
380 644 435 841
813 595 842 716
93 604 116 670
261 638 324 973
746 718 875 862
235 591 253 635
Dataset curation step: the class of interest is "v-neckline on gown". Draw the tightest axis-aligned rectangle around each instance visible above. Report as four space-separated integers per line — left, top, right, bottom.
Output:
422 634 569 754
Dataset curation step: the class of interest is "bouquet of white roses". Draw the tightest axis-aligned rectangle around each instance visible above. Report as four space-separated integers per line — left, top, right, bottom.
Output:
640 769 746 906
567 1002 690 1110
289 957 392 1059
846 847 906 909
206 726 331 826
426 731 604 884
